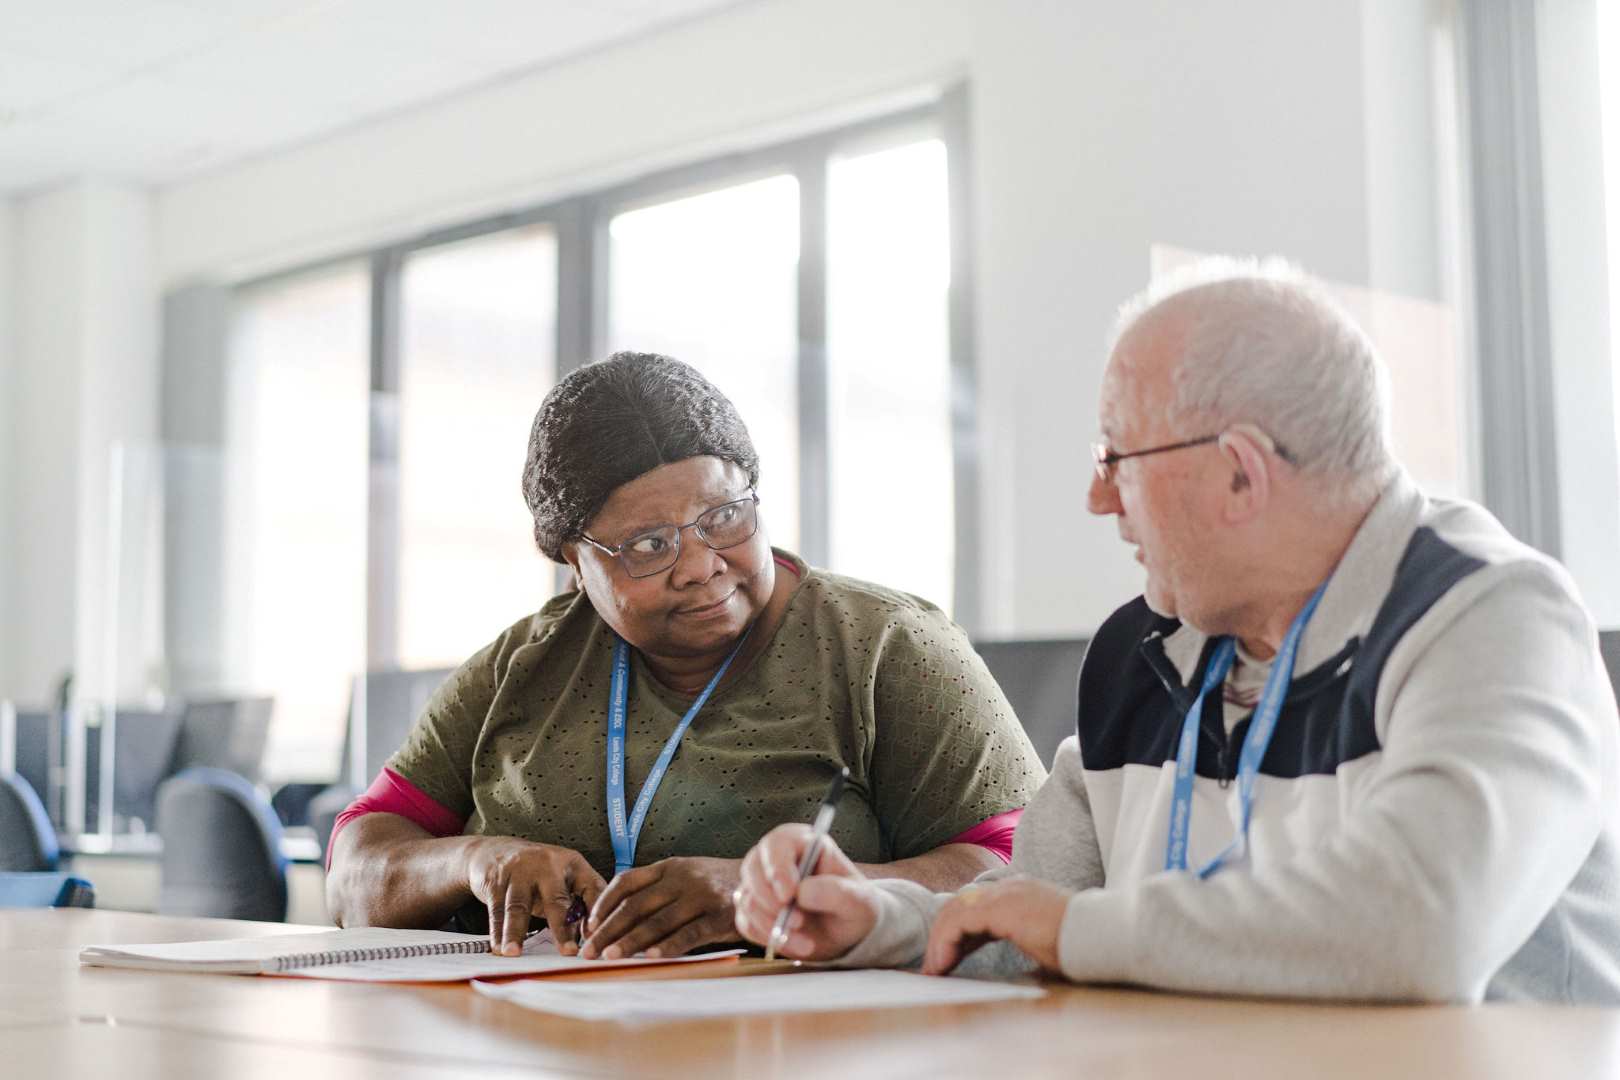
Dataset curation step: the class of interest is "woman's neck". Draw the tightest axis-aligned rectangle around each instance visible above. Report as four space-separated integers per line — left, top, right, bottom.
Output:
638 561 797 694
641 644 743 696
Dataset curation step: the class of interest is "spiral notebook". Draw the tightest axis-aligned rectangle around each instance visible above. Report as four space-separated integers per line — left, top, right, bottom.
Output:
79 927 742 982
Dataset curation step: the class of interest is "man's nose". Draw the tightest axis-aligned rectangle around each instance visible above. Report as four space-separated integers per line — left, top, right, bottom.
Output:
1086 468 1122 516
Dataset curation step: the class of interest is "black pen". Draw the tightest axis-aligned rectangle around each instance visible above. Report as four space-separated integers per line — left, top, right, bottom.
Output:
564 894 588 949
765 766 849 961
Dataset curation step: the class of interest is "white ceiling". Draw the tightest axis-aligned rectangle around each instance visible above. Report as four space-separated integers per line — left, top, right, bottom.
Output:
0 0 748 195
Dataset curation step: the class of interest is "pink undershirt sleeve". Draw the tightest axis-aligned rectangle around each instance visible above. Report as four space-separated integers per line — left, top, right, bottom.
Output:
325 767 467 870
944 808 1022 864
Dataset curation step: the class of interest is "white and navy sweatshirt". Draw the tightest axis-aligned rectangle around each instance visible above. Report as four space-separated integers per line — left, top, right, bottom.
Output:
844 471 1620 1003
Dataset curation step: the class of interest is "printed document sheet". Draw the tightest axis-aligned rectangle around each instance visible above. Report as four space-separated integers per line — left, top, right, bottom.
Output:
472 969 1044 1021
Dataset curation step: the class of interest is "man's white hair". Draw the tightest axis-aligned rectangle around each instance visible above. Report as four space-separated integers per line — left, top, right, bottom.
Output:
1109 256 1395 508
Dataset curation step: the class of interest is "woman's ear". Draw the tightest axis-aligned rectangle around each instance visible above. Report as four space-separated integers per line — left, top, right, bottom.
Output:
561 541 584 580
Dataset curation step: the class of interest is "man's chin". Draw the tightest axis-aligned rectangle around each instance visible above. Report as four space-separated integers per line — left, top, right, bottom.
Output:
1143 586 1177 619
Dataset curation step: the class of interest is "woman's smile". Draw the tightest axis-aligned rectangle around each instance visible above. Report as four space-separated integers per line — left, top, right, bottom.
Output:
673 589 737 620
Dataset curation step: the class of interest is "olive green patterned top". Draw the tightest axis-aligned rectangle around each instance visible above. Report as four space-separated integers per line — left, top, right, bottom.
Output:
387 550 1046 880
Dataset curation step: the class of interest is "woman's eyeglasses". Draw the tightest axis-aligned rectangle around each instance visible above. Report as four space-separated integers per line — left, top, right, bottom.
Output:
579 492 760 578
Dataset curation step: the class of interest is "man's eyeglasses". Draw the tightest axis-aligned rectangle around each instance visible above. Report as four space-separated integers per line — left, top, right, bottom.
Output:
1091 435 1222 485
579 492 760 579
1091 429 1291 485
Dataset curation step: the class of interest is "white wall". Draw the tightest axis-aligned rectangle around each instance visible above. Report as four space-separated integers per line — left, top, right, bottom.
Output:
154 0 1406 638
1361 0 1444 303
964 1 1373 635
6 182 158 704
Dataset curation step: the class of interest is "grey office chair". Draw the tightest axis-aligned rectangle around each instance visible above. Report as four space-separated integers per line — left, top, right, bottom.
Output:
1600 630 1620 704
971 639 1091 769
307 665 453 859
0 772 60 872
155 767 288 922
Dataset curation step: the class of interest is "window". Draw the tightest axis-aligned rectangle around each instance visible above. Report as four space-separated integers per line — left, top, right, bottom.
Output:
224 263 369 780
827 138 953 607
398 226 559 668
607 175 803 552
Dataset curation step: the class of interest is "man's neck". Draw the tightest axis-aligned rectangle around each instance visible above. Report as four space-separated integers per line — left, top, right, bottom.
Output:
1236 583 1323 662
1230 506 1370 661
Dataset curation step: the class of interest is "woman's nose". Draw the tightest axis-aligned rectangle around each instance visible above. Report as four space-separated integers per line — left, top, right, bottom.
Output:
668 529 724 587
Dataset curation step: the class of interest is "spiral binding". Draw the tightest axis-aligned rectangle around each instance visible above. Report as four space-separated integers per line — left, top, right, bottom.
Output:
270 938 489 972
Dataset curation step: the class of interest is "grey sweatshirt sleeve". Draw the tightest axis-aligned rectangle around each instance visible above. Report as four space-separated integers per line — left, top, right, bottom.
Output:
839 735 1106 974
1058 563 1618 1002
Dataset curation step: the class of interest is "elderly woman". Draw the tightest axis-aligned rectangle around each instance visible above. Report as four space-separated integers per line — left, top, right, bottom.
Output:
326 352 1044 961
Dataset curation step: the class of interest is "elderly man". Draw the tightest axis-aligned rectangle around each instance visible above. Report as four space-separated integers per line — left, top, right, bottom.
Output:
732 259 1620 1003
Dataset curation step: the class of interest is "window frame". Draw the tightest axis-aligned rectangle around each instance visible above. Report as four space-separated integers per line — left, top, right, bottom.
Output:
227 87 982 718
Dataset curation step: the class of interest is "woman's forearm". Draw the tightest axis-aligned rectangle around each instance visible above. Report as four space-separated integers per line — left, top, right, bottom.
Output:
325 812 483 929
855 842 1003 893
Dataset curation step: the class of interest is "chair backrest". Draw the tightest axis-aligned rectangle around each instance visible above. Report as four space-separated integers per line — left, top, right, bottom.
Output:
155 767 288 922
1599 630 1620 705
170 697 274 783
83 708 185 833
0 872 94 908
345 667 455 787
307 782 361 861
0 772 59 872
971 639 1090 769
3 706 58 827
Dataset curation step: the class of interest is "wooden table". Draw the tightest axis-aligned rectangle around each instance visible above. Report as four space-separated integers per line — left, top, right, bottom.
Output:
6 909 1620 1078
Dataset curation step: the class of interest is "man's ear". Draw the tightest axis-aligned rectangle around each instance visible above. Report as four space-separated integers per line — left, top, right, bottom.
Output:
1217 427 1272 523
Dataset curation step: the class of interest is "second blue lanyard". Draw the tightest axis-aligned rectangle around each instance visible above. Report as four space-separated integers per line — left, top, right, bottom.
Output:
1165 580 1329 878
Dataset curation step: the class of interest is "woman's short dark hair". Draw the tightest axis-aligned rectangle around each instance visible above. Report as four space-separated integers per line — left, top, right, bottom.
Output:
522 351 761 562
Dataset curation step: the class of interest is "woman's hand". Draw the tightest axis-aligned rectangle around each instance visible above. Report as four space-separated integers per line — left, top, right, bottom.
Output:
464 837 606 956
581 856 743 960
921 877 1071 976
732 825 877 961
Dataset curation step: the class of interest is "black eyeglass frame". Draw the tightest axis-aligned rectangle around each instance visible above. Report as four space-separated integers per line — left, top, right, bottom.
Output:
1090 432 1292 484
578 491 761 578
1091 435 1221 483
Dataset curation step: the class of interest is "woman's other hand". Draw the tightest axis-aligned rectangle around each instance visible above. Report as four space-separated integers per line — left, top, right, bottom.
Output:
580 856 743 960
921 877 1070 976
464 837 606 956
732 824 876 961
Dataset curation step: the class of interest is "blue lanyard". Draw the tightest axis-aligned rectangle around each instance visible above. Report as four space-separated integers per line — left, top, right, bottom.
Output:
1164 581 1329 877
606 630 749 877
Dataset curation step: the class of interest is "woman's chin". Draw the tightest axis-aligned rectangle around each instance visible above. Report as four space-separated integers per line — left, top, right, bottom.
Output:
666 597 752 650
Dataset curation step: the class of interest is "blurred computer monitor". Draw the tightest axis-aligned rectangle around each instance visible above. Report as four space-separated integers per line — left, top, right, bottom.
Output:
171 697 273 783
